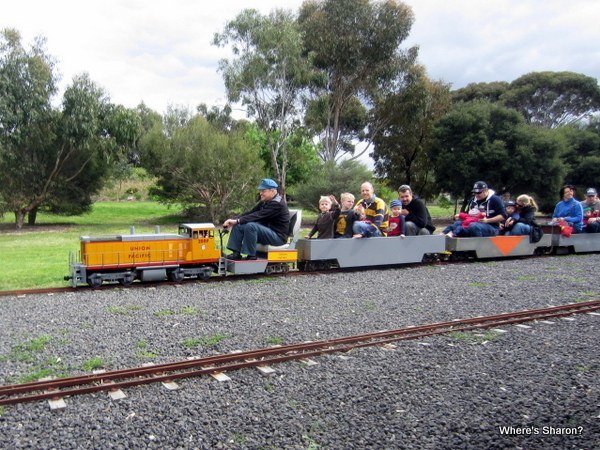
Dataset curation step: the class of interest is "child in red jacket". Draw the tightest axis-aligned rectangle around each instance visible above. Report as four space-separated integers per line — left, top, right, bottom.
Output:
386 199 405 237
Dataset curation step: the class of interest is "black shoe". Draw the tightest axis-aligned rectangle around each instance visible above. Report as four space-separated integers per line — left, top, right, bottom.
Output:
227 252 243 260
243 255 258 261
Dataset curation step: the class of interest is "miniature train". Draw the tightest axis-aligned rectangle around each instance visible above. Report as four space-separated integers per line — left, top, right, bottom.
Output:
65 211 303 287
65 210 600 288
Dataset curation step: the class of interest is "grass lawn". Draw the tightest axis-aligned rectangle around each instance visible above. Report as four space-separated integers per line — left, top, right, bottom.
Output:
0 202 186 290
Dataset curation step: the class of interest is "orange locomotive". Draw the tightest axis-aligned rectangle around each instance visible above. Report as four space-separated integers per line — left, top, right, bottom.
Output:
66 223 221 287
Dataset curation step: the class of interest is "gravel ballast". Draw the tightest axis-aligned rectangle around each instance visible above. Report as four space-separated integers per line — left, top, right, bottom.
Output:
1 254 599 449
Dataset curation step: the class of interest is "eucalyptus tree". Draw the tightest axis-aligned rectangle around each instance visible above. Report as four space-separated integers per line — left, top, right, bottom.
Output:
164 104 194 139
452 81 510 104
430 100 565 211
501 71 600 128
196 103 236 132
371 65 452 197
101 103 144 196
298 0 416 162
1 29 58 227
27 74 119 224
213 8 315 197
557 123 600 189
0 28 129 227
136 102 163 133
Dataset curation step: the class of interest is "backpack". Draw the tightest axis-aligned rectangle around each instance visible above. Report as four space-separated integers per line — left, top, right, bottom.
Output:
529 221 543 243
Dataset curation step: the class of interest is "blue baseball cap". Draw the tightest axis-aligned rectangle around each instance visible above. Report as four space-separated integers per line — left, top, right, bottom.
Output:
257 178 278 190
390 199 402 209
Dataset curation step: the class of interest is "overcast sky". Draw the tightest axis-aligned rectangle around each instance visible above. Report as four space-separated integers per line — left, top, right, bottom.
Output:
3 0 599 116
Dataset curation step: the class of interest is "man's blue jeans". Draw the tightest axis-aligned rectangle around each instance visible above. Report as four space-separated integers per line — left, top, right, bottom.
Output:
352 221 381 237
460 222 499 237
442 221 463 235
227 222 285 256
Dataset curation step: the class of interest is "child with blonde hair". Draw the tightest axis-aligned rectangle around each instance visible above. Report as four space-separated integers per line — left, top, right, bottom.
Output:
517 194 538 210
333 192 359 238
308 195 340 239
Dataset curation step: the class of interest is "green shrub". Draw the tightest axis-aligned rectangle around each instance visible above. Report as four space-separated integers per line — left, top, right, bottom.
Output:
293 160 373 211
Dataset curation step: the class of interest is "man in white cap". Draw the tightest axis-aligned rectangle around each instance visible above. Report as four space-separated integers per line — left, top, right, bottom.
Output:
222 178 290 260
581 187 600 233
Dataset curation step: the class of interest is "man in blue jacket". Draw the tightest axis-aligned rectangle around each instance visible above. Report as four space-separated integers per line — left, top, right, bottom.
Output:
223 178 290 260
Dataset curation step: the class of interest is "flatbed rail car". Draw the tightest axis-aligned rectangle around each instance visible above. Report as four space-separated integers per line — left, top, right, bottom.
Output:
445 233 553 259
547 228 600 253
296 234 447 271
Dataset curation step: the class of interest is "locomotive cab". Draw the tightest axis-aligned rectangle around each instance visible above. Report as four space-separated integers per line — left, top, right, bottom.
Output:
178 223 221 262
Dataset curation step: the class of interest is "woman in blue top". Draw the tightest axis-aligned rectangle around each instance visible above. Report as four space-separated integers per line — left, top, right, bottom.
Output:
551 185 584 233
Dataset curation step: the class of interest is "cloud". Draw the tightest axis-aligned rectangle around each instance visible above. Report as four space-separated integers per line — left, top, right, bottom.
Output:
3 0 303 113
403 0 600 87
2 0 599 115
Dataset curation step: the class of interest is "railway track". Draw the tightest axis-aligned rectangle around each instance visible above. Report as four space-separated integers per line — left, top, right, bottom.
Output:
0 265 395 298
0 272 283 297
1 299 598 407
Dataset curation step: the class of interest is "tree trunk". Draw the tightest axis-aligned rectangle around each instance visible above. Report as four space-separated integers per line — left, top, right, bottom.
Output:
15 210 25 229
28 206 38 226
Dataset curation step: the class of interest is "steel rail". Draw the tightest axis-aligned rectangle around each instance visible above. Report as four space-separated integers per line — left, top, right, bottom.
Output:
0 270 291 298
0 247 575 298
1 300 598 406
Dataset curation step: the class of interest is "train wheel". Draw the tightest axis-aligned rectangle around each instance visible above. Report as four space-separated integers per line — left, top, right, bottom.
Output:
265 265 276 275
422 253 439 263
119 273 134 286
308 262 318 271
87 274 102 288
168 269 184 282
439 251 452 262
198 270 211 281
